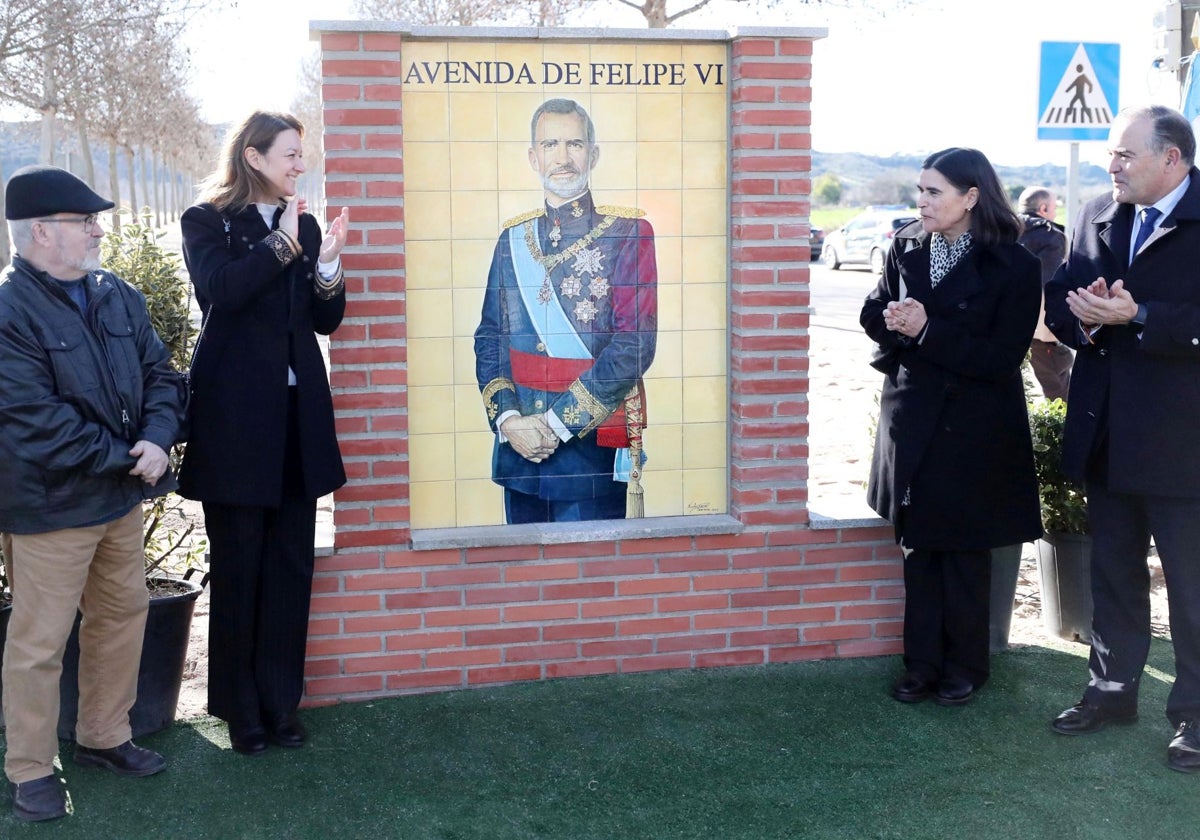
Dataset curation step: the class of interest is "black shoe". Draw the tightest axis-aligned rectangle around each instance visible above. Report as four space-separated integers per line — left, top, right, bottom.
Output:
1051 701 1138 735
891 671 934 703
1168 720 1200 773
74 740 166 778
9 774 67 822
267 714 307 748
229 725 269 756
933 676 976 707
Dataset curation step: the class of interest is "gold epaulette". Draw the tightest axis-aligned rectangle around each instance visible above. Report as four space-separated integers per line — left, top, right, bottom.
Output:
502 208 546 229
596 205 646 219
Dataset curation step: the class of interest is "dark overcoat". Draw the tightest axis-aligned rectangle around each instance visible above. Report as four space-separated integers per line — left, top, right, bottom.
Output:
177 202 346 507
1044 168 1200 495
861 222 1043 550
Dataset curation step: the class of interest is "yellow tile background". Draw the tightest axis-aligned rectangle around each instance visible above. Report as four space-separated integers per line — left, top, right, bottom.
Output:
401 39 730 527
681 284 727 331
409 433 455 483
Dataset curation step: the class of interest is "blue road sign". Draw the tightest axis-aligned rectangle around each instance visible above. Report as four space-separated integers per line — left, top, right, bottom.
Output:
1038 42 1120 141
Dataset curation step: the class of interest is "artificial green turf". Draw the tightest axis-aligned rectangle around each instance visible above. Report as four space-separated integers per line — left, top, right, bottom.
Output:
3 639 1197 839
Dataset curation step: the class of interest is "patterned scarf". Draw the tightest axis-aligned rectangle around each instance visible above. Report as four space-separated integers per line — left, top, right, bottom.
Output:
929 230 973 287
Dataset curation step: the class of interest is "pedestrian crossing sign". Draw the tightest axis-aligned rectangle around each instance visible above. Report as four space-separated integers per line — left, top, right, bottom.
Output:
1038 42 1120 141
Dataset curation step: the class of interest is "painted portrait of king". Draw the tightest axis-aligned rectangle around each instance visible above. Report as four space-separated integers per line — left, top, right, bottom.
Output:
473 97 658 525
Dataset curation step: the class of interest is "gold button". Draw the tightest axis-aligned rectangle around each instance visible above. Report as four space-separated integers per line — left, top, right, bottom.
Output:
536 342 546 352
535 400 544 409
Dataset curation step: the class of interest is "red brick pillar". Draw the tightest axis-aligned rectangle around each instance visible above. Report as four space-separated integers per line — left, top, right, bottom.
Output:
305 26 903 706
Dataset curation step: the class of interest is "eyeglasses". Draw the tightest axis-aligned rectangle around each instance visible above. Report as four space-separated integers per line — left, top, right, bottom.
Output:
36 214 100 233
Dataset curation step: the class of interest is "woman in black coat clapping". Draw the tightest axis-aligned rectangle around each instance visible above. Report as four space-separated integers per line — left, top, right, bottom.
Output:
860 147 1042 708
179 111 350 755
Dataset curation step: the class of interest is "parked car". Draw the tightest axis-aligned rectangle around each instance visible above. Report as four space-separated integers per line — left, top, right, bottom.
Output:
823 207 918 273
810 226 824 261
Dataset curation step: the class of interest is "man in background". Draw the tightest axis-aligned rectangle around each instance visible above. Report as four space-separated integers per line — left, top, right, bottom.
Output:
1017 186 1072 401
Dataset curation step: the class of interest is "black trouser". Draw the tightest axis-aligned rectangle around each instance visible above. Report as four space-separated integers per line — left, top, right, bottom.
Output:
902 548 992 687
203 392 317 730
1084 481 1200 725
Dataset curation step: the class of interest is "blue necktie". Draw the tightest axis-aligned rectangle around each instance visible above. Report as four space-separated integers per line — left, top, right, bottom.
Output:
1131 207 1161 263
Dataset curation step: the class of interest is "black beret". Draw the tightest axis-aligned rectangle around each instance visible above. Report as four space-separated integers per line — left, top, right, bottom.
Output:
4 165 115 220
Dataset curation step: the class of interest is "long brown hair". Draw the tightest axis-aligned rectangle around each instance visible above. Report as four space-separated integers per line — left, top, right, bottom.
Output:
197 111 304 214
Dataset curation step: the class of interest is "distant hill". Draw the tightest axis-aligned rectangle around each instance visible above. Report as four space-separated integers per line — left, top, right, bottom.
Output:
6 119 1112 207
812 151 1113 203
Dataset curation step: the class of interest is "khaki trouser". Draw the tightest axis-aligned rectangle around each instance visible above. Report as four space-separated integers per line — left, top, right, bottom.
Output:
2 506 148 783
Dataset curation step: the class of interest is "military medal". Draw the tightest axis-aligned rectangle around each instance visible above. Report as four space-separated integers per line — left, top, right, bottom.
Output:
574 299 598 323
573 247 604 277
549 216 562 248
523 216 617 306
571 200 583 219
560 275 583 299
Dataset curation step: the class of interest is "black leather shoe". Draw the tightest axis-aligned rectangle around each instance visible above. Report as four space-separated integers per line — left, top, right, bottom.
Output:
74 740 166 778
267 714 307 748
891 671 934 703
229 726 269 756
1168 720 1200 773
9 774 67 822
1051 701 1138 735
934 676 976 707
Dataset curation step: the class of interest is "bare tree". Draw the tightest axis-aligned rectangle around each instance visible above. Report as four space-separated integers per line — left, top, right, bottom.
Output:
353 0 513 25
354 0 595 26
149 90 210 224
69 9 193 229
0 0 121 63
353 0 920 28
0 0 196 165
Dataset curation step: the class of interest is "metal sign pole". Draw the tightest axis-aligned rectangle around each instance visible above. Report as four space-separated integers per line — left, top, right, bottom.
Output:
1067 142 1079 239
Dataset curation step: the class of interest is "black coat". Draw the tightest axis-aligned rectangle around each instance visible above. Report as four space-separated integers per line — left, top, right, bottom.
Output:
177 202 346 507
1017 213 1067 287
861 222 1043 550
1045 168 1200 496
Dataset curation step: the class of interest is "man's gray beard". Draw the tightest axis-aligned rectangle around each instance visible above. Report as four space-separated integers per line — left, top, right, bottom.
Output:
542 171 589 201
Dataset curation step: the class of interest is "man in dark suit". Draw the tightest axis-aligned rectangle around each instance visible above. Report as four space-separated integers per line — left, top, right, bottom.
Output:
1044 104 1200 773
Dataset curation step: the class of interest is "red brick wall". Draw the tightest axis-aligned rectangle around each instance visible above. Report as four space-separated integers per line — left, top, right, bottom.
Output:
309 26 902 706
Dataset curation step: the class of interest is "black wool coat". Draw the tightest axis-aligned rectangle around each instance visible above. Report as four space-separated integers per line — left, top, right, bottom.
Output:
177 202 346 507
1045 168 1200 496
861 222 1043 550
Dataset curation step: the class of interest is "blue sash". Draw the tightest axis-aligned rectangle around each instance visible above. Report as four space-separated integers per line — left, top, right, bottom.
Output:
510 223 590 360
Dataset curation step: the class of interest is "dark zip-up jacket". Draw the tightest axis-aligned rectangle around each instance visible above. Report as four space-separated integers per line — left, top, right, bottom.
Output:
0 255 181 533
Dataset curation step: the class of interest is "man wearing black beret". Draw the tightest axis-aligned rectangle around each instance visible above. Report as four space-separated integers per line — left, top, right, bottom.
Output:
0 165 183 821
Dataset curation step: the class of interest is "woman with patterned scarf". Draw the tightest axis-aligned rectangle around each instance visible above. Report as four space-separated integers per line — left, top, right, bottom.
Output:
860 147 1043 708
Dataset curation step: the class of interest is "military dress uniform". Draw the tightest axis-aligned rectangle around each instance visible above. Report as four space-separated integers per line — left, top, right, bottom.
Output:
474 190 657 523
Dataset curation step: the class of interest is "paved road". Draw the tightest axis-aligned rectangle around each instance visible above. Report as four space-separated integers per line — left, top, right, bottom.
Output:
807 260 882 520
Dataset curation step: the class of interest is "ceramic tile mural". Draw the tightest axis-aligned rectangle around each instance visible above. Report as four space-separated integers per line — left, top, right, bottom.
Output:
403 39 729 528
